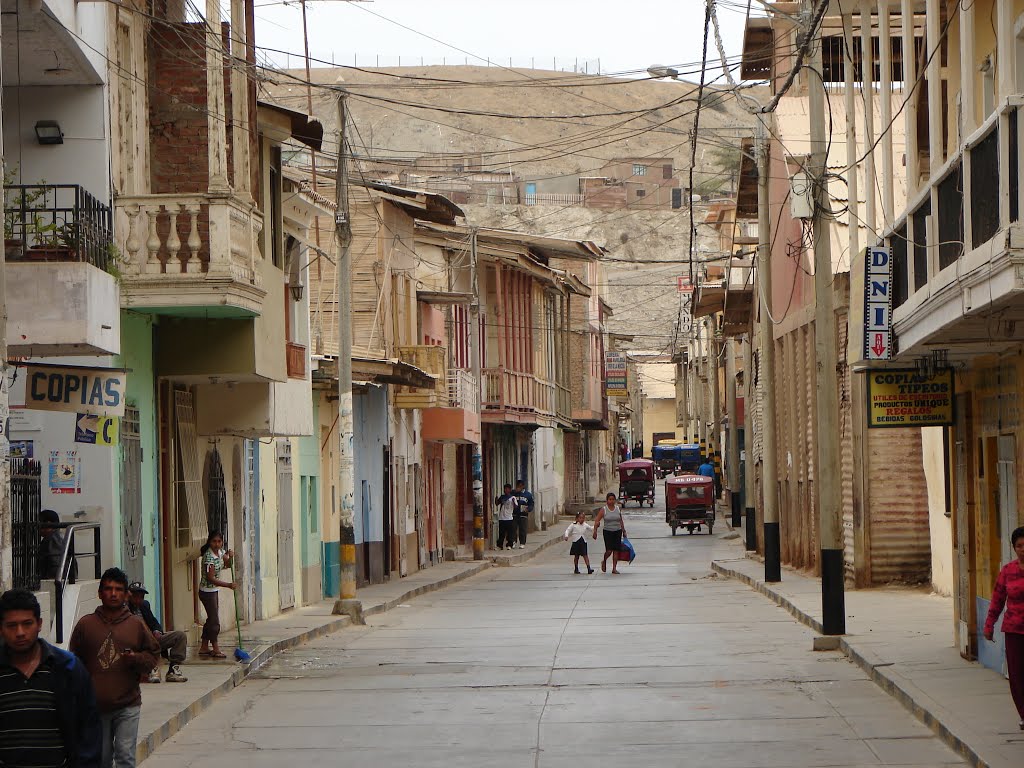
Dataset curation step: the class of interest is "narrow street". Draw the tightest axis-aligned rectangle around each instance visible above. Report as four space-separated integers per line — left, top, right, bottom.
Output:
144 496 965 768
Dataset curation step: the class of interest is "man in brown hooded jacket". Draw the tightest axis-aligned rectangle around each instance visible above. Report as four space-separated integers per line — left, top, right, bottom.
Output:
70 567 159 768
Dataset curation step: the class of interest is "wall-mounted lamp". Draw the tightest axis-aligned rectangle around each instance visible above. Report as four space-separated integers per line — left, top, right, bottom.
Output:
34 120 63 145
289 281 304 302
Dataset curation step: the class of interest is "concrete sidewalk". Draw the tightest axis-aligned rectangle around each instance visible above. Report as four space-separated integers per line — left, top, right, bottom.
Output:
136 524 566 763
710 536 1024 768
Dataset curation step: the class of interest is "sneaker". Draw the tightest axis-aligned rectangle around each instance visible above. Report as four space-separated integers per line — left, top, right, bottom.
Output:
146 669 162 684
165 665 188 683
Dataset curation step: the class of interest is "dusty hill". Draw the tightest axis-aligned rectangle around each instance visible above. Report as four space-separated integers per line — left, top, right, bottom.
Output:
261 65 761 350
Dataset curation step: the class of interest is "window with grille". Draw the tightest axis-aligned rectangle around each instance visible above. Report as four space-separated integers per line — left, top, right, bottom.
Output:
632 164 647 176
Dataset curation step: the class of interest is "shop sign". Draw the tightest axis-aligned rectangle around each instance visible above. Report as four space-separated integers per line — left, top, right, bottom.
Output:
867 369 954 428
23 364 126 417
864 245 893 360
605 352 628 397
74 414 120 446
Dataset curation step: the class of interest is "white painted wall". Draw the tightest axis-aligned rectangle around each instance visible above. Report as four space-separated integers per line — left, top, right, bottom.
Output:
2 85 110 202
922 426 954 596
7 262 119 356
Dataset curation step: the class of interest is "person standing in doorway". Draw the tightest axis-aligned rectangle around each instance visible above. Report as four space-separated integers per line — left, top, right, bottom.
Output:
984 525 1024 730
494 484 517 550
592 492 627 575
198 531 235 659
0 588 102 768
127 582 188 683
37 509 77 582
514 479 534 550
69 567 159 768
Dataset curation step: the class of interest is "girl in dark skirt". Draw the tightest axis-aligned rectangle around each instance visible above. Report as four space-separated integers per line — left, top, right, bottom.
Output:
563 512 595 574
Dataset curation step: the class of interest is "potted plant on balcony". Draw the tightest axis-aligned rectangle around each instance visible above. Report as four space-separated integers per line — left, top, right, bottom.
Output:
26 219 79 262
3 169 50 262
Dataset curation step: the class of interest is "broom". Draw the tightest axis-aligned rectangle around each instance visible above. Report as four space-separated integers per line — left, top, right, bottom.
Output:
231 570 251 663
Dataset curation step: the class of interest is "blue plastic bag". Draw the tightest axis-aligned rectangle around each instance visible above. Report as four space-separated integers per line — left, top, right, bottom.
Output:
619 536 636 563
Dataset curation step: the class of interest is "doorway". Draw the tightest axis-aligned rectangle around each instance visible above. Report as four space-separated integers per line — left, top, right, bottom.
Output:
997 435 1017 567
276 442 295 611
120 406 144 586
954 394 977 659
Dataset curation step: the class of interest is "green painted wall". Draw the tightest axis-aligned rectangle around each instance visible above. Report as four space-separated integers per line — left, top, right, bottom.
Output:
118 311 162 614
298 398 321 570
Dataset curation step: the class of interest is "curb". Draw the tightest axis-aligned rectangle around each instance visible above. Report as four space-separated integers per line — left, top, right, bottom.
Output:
487 531 564 566
136 613 352 763
710 559 991 768
362 561 492 617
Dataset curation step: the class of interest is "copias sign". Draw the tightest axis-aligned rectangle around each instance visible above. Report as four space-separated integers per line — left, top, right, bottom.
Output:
23 364 126 417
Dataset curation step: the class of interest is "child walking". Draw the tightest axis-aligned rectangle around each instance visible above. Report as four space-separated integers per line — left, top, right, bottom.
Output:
564 512 595 574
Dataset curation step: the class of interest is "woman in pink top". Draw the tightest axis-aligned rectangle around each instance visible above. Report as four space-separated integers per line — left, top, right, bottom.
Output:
984 526 1024 730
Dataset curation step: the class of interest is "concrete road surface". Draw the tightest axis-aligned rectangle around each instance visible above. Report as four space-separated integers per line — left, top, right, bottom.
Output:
144 500 965 767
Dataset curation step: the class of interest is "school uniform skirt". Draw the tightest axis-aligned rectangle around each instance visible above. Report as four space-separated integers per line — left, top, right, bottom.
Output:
570 538 588 556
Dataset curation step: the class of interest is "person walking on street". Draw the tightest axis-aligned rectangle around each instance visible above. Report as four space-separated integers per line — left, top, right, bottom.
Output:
984 525 1024 730
494 484 517 550
592 492 627 575
514 479 534 550
127 582 188 683
564 512 594 574
0 588 102 768
69 567 159 768
198 531 235 659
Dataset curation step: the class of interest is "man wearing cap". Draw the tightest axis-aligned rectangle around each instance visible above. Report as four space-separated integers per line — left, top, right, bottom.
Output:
127 582 188 683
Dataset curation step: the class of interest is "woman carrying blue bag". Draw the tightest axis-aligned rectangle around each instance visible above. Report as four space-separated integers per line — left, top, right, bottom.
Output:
593 492 631 574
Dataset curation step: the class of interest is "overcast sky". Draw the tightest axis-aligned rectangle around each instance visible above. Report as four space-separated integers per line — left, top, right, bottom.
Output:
254 0 754 81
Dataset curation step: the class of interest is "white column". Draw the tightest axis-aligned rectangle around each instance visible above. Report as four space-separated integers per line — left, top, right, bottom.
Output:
901 0 919 200
998 0 1014 101
878 0 895 227
230 0 251 198
207 0 230 193
861 3 877 237
844 13 861 263
926 0 943 172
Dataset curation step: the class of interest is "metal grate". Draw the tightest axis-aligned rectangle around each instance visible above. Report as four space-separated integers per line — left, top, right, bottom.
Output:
10 459 43 590
206 447 228 545
174 390 208 548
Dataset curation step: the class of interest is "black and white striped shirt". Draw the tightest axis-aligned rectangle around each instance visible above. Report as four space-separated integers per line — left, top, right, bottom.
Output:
0 644 67 768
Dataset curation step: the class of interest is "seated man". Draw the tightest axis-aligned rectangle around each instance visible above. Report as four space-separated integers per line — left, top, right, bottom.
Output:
127 582 188 683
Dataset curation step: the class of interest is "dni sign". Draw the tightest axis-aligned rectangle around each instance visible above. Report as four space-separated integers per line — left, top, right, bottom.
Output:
863 246 893 361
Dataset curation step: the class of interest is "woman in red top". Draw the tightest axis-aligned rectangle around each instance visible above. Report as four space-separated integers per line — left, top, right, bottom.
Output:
984 526 1024 730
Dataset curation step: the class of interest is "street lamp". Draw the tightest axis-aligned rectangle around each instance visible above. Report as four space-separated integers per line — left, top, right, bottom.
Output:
646 65 680 80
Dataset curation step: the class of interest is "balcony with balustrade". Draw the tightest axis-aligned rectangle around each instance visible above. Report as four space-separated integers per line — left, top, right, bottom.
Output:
421 368 482 444
113 194 266 317
481 368 557 428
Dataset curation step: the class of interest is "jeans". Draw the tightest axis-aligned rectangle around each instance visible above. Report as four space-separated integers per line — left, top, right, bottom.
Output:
497 519 516 548
516 515 529 545
101 705 141 768
158 630 188 665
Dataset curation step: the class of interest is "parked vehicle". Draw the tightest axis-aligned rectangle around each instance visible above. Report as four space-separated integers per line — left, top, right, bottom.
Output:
676 443 702 474
651 444 679 478
617 458 656 507
665 473 715 535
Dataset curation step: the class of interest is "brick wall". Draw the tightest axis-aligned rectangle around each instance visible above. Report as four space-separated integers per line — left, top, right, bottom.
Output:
147 21 236 194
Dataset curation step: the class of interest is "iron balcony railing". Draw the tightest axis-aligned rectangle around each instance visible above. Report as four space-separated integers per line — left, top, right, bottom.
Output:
4 184 113 270
446 368 479 410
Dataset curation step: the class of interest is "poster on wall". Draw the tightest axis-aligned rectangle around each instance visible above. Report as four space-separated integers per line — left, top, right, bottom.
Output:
605 352 628 397
48 450 82 494
9 441 34 459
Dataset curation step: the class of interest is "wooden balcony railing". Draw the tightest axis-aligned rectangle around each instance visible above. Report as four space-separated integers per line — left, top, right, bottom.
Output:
395 345 447 409
446 368 479 410
481 368 556 422
286 342 306 379
557 384 571 422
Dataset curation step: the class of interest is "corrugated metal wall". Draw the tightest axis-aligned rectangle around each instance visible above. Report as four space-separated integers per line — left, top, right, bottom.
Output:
866 426 931 584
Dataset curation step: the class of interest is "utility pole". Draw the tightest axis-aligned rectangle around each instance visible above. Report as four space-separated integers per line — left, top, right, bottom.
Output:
726 338 741 527
806 4 845 634
756 118 781 582
332 93 360 617
710 321 722 498
742 335 757 551
469 229 485 560
0 54 9 590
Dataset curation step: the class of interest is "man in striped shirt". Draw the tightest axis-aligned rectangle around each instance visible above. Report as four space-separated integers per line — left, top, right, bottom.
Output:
0 588 102 768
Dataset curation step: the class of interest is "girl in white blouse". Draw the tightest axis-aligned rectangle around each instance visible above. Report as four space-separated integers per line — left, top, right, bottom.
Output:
564 512 595 574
